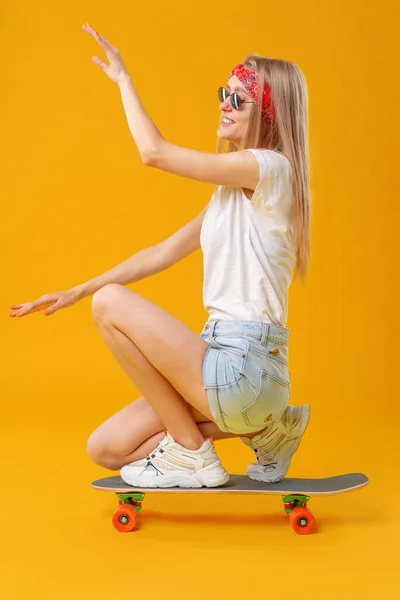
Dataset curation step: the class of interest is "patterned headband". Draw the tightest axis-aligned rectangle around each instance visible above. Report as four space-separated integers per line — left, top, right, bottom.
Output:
230 64 276 123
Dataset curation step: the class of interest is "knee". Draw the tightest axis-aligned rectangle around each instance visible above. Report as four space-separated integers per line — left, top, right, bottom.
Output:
86 431 107 467
86 431 121 470
92 284 122 320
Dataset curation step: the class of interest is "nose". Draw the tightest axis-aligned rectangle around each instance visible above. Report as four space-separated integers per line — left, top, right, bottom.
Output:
219 97 233 113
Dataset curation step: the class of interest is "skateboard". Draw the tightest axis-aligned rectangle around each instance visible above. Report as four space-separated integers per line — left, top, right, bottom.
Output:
92 472 369 535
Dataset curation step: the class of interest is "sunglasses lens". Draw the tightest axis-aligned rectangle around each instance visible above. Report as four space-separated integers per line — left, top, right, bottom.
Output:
232 93 241 110
218 88 243 110
218 87 227 102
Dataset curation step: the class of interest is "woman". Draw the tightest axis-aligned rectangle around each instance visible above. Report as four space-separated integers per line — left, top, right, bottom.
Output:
10 24 311 488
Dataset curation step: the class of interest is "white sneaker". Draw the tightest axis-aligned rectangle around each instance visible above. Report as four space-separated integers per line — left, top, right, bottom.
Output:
120 432 230 488
241 405 310 483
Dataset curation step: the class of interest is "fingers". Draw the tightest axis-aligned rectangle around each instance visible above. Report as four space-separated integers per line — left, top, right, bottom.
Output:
92 56 108 71
82 23 99 38
10 306 33 317
10 305 40 317
9 303 29 317
44 301 62 316
10 306 53 317
82 23 118 55
9 298 54 317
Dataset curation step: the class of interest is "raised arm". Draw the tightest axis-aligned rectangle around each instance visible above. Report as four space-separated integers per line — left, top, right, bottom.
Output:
82 24 259 191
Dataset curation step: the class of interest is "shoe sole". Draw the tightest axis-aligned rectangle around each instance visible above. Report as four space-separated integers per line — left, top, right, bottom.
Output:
120 462 230 489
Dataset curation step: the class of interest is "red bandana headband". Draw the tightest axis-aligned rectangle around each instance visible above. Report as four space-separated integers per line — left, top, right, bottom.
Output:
230 64 276 123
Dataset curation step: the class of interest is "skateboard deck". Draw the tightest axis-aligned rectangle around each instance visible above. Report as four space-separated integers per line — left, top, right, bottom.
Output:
92 472 369 535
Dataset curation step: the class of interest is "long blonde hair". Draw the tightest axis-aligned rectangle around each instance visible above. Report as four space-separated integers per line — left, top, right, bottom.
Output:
216 55 311 283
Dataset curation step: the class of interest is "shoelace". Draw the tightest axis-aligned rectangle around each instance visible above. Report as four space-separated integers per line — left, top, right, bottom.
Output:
145 430 168 462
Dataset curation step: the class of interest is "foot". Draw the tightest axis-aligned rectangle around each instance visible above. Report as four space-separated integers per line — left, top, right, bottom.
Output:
241 405 310 483
120 432 230 488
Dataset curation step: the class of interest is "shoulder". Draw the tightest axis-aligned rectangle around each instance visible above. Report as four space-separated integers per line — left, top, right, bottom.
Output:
242 149 292 209
244 148 290 169
242 149 291 187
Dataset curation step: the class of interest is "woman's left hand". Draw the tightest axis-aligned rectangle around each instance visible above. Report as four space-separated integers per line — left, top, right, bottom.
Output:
82 23 130 84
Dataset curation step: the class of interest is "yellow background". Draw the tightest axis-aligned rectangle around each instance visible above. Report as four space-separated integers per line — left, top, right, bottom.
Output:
1 0 399 598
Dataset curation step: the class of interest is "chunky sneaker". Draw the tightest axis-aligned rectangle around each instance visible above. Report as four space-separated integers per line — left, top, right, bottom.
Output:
120 431 230 488
241 405 310 483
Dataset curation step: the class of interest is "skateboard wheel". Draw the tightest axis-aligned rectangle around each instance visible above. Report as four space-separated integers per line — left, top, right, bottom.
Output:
112 505 137 533
289 507 316 535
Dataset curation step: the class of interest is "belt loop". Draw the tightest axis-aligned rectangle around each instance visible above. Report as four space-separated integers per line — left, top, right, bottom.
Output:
261 322 269 345
210 320 217 338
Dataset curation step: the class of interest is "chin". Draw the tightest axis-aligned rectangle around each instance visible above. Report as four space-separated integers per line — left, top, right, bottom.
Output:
217 125 241 143
217 128 233 141
217 133 239 147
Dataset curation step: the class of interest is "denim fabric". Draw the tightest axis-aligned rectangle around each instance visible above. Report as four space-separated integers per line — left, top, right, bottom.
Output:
200 320 291 434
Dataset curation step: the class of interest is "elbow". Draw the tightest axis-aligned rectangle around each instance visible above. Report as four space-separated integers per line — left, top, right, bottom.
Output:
142 139 167 167
141 150 155 166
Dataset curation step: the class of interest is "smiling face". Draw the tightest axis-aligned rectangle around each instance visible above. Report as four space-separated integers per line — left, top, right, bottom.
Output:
217 75 255 147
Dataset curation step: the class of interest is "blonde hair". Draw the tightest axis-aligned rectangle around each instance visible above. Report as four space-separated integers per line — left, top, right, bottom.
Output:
216 55 311 283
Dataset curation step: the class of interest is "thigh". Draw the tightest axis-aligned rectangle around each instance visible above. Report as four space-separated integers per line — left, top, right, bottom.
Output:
87 396 210 457
92 284 213 420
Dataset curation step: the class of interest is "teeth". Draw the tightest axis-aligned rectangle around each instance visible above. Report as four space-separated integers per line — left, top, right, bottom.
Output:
223 118 235 124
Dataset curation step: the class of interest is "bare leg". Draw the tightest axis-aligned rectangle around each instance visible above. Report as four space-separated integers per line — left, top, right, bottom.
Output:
88 285 261 471
91 285 221 450
87 395 236 470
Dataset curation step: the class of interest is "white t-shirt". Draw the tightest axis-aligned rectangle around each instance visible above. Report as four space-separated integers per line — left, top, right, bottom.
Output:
200 148 296 326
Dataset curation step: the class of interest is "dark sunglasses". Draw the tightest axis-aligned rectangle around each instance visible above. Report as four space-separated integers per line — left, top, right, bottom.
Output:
218 86 256 110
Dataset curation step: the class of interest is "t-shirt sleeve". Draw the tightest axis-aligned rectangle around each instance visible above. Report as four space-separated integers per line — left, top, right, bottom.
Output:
243 148 292 211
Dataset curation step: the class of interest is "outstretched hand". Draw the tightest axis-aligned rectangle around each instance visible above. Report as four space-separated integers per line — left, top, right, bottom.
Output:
9 288 82 318
82 23 130 84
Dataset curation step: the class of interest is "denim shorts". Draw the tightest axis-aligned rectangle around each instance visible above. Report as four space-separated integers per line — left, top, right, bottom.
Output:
200 320 292 435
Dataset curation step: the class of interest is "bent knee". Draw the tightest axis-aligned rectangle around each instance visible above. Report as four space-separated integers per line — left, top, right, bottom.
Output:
92 284 123 320
86 431 122 470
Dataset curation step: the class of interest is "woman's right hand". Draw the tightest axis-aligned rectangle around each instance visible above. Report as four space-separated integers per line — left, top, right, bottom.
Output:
82 24 130 85
9 288 82 318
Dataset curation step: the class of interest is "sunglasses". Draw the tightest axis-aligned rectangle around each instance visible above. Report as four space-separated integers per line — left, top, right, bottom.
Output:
218 86 256 110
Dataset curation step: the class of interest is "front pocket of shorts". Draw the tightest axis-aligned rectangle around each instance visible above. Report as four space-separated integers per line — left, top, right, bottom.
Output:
213 335 249 382
241 370 290 428
213 335 249 356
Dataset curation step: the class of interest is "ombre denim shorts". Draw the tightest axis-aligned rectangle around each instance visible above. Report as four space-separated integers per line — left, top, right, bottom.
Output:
200 320 292 435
